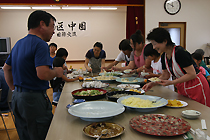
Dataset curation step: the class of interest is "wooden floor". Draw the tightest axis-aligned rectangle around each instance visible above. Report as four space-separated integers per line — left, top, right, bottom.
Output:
0 88 55 140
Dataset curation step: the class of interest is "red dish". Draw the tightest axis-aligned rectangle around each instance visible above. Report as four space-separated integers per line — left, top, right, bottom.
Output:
71 88 107 100
129 114 191 136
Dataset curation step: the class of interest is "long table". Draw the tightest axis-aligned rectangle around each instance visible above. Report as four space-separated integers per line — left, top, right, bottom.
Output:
46 81 210 140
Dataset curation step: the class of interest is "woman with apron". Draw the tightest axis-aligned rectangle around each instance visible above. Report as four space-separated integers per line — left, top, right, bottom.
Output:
142 27 210 107
84 42 106 73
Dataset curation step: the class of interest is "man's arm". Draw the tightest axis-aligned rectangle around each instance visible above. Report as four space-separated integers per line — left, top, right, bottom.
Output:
3 64 15 90
36 66 63 80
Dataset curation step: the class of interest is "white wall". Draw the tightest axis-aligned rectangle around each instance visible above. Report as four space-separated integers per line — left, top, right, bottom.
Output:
0 7 126 60
145 0 210 56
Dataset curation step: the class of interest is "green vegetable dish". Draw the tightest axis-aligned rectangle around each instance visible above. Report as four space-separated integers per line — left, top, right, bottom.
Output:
74 90 104 96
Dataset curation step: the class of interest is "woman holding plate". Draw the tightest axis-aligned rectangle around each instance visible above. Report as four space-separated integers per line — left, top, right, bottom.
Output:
142 27 210 107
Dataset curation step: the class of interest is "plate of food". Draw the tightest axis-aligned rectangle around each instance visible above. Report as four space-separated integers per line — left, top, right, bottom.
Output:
117 84 140 89
166 99 188 108
71 88 107 100
129 114 191 136
106 91 142 102
123 69 132 74
125 89 145 94
116 77 145 84
99 71 123 77
82 81 109 88
148 77 161 82
68 101 125 121
83 122 125 139
117 95 168 112
84 77 95 81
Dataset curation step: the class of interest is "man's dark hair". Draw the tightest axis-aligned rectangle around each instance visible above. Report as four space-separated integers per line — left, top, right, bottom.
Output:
53 57 65 67
119 39 132 51
56 48 68 57
49 43 57 48
94 42 103 50
144 43 160 57
28 10 56 30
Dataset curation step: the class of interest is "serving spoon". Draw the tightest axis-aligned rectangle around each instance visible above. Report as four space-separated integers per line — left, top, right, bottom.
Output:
96 129 108 140
152 97 163 103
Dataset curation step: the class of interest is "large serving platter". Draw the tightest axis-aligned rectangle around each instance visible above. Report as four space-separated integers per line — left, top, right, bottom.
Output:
71 88 107 100
106 91 142 102
116 77 144 84
83 122 125 139
117 95 168 112
94 76 117 83
68 101 125 121
129 114 191 136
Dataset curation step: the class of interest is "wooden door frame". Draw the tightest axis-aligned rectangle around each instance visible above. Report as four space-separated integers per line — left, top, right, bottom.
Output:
159 22 186 49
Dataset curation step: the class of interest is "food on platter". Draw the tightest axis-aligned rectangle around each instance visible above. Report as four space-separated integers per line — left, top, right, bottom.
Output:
121 78 138 83
100 70 123 76
121 97 158 108
148 77 161 82
95 75 116 80
128 89 142 94
74 90 104 96
82 81 108 88
167 99 183 107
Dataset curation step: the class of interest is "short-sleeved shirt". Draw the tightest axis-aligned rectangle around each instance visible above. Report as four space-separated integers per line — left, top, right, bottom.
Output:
5 34 51 90
115 51 130 62
85 49 106 59
161 46 199 77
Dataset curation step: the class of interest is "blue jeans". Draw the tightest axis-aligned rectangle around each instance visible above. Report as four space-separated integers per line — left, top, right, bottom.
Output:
53 90 61 102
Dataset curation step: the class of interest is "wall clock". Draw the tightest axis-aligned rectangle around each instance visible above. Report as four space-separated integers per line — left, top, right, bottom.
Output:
164 0 181 15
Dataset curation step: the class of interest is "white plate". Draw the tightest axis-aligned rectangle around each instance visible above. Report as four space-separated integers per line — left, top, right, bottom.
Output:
166 100 188 108
181 110 201 119
123 69 132 73
117 84 140 89
68 101 125 121
117 95 168 112
116 77 145 84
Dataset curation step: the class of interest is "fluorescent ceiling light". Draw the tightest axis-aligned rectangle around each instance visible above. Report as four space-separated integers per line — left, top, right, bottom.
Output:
91 7 117 10
32 7 60 9
62 7 89 10
1 7 31 9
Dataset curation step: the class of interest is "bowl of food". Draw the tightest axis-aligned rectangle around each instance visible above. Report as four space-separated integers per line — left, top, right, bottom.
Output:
106 91 141 102
117 95 168 112
182 110 201 119
83 122 125 139
71 88 107 100
99 71 123 77
82 81 109 88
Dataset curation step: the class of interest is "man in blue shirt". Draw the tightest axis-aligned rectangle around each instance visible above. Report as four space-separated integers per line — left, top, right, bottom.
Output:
3 10 63 140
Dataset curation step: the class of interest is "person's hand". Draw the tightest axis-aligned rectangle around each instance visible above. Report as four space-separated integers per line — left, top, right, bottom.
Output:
157 79 173 86
111 66 121 71
87 67 92 72
130 69 137 73
54 67 63 78
142 82 157 92
144 72 155 78
101 67 107 71
75 76 80 80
